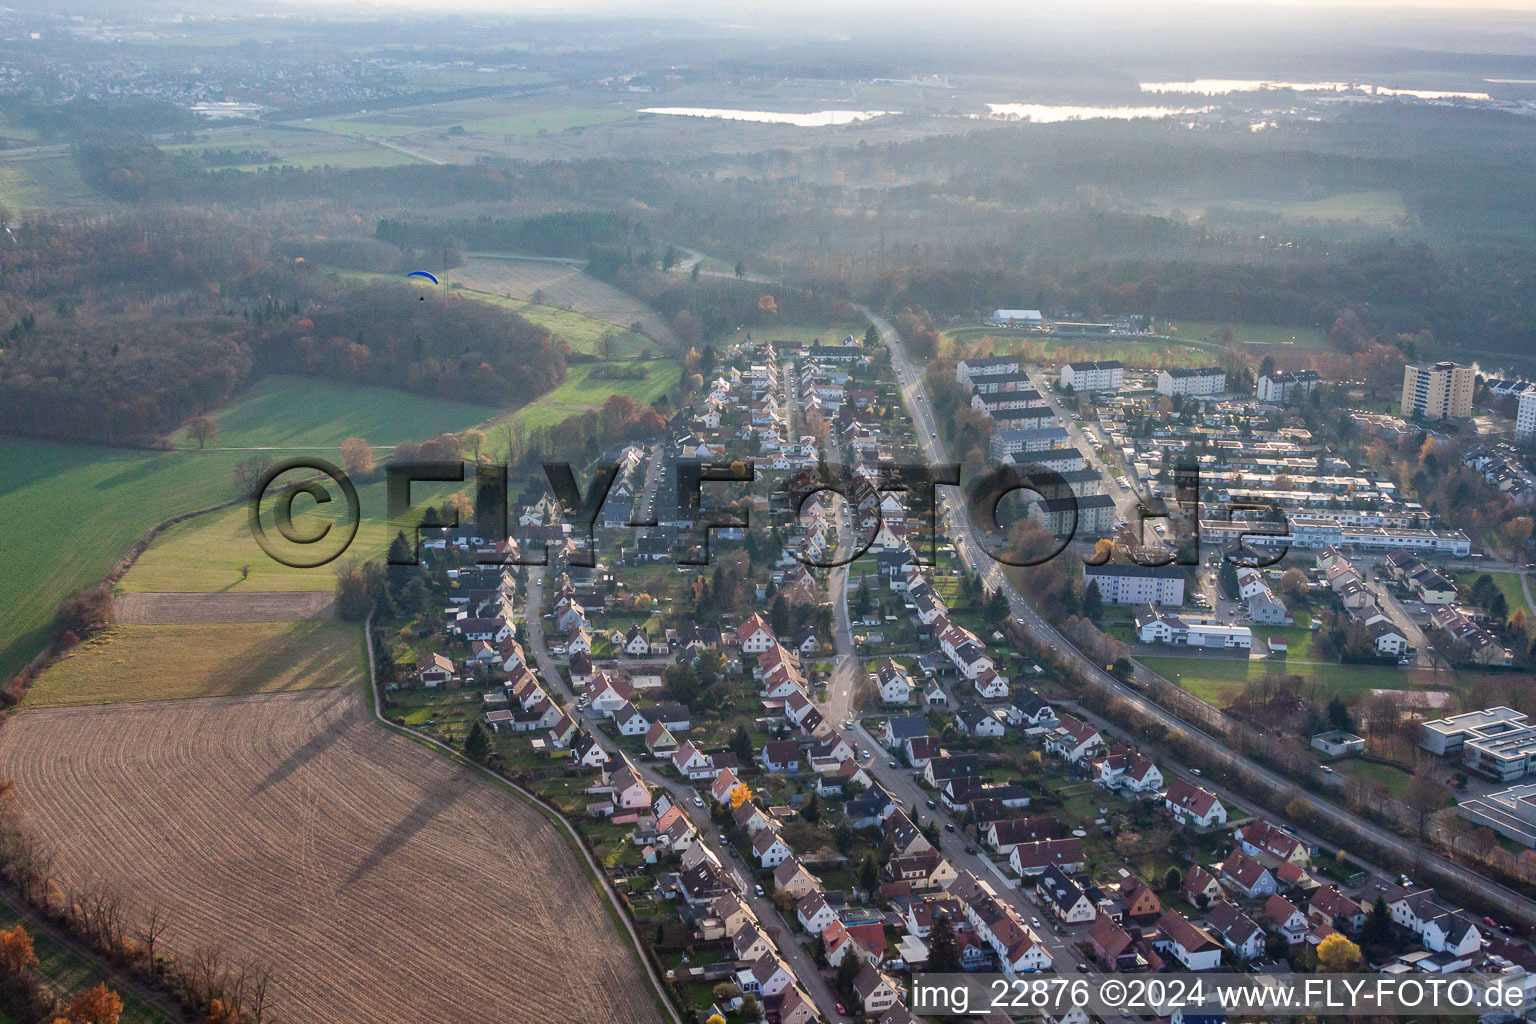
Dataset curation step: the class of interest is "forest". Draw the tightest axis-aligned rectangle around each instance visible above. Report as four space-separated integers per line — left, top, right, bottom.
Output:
0 215 564 443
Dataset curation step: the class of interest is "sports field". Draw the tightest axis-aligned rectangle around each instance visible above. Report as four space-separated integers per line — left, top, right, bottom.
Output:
171 376 496 449
1161 320 1328 348
22 619 364 707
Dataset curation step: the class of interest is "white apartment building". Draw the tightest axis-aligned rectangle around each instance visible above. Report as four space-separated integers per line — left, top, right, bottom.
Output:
1060 360 1124 393
1156 367 1225 397
1517 390 1536 444
1082 563 1186 606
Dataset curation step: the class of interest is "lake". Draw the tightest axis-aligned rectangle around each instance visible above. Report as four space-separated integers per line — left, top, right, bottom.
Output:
984 102 1209 123
1141 79 1490 101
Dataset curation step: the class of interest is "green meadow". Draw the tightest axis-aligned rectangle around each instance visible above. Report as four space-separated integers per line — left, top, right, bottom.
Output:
0 441 244 679
171 376 495 449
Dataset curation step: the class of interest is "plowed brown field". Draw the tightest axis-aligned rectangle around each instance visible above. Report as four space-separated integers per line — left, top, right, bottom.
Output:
0 687 666 1024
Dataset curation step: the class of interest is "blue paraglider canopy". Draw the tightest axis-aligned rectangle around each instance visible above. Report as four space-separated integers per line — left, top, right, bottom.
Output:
406 271 439 285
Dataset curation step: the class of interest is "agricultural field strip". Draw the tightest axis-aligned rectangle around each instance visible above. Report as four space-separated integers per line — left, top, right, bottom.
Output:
0 686 668 1024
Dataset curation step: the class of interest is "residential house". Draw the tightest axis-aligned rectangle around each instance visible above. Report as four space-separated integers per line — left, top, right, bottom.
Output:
643 722 677 755
773 858 819 900
760 739 802 773
1221 852 1277 899
1206 902 1264 961
796 892 839 936
752 830 792 868
1155 912 1223 971
1182 866 1221 907
987 817 1061 855
1009 838 1086 877
1036 866 1096 924
1236 820 1311 867
673 741 715 780
614 702 650 737
1262 894 1308 945
877 659 914 704
852 964 901 1014
1046 715 1104 763
1161 779 1228 828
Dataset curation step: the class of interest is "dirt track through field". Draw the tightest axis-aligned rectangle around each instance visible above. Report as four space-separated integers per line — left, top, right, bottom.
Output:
0 687 667 1024
453 257 682 352
112 591 337 624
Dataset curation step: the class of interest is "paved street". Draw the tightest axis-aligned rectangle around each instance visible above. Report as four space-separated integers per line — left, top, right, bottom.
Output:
524 569 850 1021
860 304 1536 930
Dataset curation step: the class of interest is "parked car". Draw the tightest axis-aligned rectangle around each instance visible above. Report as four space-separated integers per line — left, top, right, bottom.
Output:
944 822 956 833
926 799 937 809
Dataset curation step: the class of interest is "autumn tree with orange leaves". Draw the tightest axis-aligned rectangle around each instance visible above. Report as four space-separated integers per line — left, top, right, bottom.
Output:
0 925 37 976
63 983 122 1024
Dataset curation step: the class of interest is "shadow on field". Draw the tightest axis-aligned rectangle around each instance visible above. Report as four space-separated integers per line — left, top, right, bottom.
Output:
253 688 359 794
345 774 466 883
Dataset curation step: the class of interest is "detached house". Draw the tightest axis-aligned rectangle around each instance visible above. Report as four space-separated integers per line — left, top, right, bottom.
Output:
1206 902 1264 961
752 830 792 868
1036 866 1096 924
1262 894 1308 945
1046 715 1104 763
876 659 914 704
737 613 777 654
1155 912 1223 971
1221 852 1277 899
1161 779 1227 828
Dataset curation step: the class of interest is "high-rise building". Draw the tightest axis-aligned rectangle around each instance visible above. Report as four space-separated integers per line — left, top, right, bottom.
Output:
1517 391 1536 443
1401 361 1473 420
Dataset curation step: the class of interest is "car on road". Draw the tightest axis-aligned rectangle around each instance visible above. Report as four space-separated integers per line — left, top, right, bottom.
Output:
692 795 704 808
1319 765 1334 773
1031 917 1041 927
964 845 976 854
1189 768 1202 776
890 760 900 770
755 885 765 897
926 799 937 809
835 1004 846 1017
944 822 956 832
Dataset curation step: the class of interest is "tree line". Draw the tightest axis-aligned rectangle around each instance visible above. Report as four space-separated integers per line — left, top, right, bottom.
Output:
0 215 566 443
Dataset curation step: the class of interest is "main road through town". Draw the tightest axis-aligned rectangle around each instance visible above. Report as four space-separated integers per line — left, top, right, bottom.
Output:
857 305 1536 930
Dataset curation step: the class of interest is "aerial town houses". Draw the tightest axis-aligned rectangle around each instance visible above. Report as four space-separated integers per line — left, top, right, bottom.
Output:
389 327 1536 1023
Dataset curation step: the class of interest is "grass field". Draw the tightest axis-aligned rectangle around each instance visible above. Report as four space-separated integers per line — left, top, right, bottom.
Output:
1161 320 1328 348
1195 189 1408 226
450 257 681 351
1141 654 1463 705
171 377 495 449
0 441 247 681
0 688 667 1024
302 107 629 139
119 471 442 594
1336 757 1416 799
717 323 866 349
943 326 1229 367
0 157 103 211
454 288 651 357
1455 571 1533 616
22 619 363 707
497 358 682 433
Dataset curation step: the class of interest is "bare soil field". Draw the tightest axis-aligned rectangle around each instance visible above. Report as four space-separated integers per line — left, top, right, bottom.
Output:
451 257 681 352
0 687 666 1024
112 591 336 625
